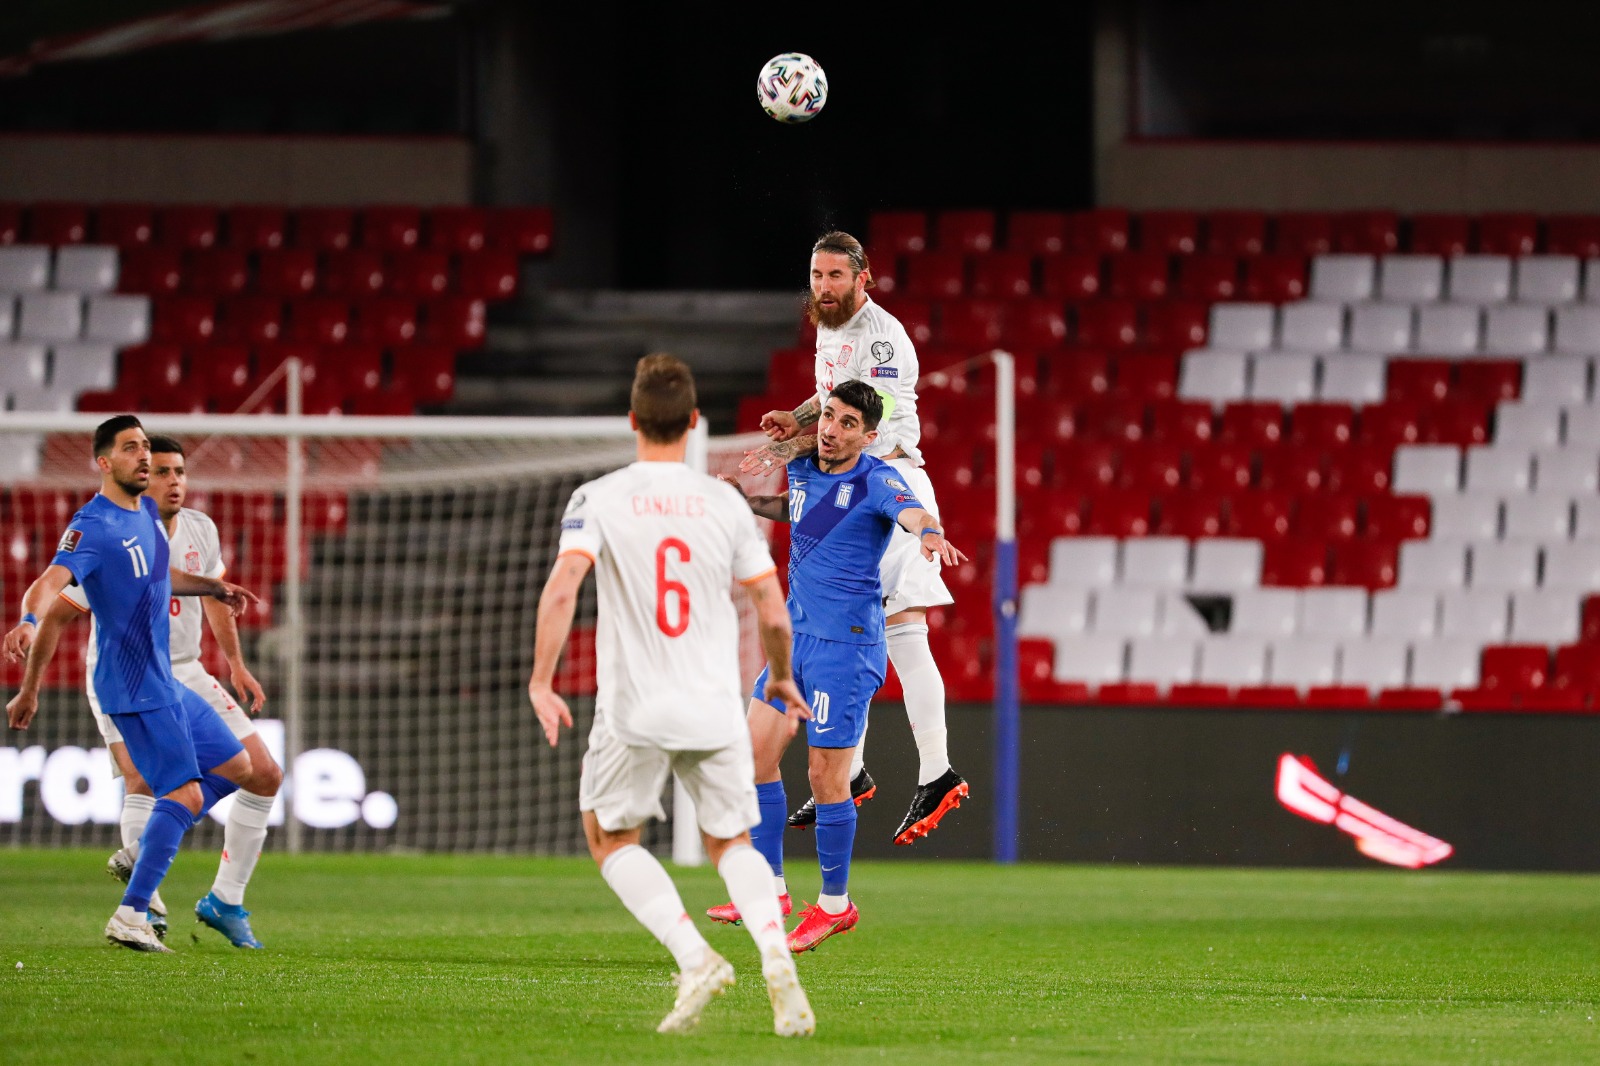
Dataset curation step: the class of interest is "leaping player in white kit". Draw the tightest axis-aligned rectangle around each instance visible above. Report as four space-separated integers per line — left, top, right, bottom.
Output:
528 354 815 1037
41 435 283 947
741 230 970 845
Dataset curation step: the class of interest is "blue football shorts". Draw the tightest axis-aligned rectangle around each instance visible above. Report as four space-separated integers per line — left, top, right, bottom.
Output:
751 632 887 749
111 687 246 798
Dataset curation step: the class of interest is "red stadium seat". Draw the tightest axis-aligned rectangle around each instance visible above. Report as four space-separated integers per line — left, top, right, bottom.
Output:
1136 210 1199 254
254 249 319 297
1187 443 1254 492
93 204 155 248
869 210 927 255
353 296 419 346
1241 253 1309 302
1107 252 1171 300
1356 402 1423 451
1293 493 1360 540
302 491 350 534
1146 398 1213 445
1272 213 1335 255
1583 597 1600 642
1480 646 1550 694
27 203 88 244
1111 351 1180 400
1476 213 1539 256
221 295 283 345
1017 494 1083 540
1327 539 1398 589
1258 447 1326 494
1005 210 1069 255
456 249 521 301
117 247 184 295
489 206 553 254
157 205 219 249
1544 216 1600 258
1219 401 1284 449
1334 210 1400 254
1116 442 1184 491
1288 402 1355 449
1066 209 1130 254
1005 298 1069 349
387 250 453 299
427 206 489 253
422 296 486 348
1325 445 1394 494
294 207 356 252
143 381 209 413
186 248 251 297
902 251 966 300
1084 488 1152 537
151 295 217 345
1455 360 1521 403
1227 490 1293 539
1055 439 1118 489
1015 441 1050 489
878 296 932 346
938 298 1005 348
1552 642 1600 693
1041 349 1111 399
320 249 387 297
1074 299 1140 349
1407 214 1472 257
1422 401 1490 447
864 246 900 294
968 251 1034 298
393 346 456 405
936 210 996 254
1204 210 1267 256
1363 494 1430 540
1155 491 1224 538
1176 253 1240 301
361 206 422 252
1078 396 1147 442
1141 300 1208 351
1038 253 1104 300
196 344 254 410
0 204 19 245
226 206 288 251
119 342 186 393
1386 359 1453 404
286 297 351 345
1261 538 1329 587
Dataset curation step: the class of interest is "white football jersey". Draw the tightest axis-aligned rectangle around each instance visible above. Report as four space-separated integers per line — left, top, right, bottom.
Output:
61 506 225 668
813 297 923 465
556 461 776 751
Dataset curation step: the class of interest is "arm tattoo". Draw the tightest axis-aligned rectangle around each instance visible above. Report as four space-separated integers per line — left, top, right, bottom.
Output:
745 495 791 523
766 433 817 463
790 396 821 428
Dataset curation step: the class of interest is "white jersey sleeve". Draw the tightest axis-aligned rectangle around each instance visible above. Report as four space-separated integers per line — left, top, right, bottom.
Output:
813 298 923 465
554 462 775 751
167 508 224 664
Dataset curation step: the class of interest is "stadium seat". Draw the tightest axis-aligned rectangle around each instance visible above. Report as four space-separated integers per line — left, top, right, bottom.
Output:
1409 640 1481 690
0 342 48 396
1048 536 1119 586
353 296 418 346
1424 400 1492 447
1293 493 1361 541
1208 303 1275 351
0 246 51 291
1553 305 1600 354
1328 539 1399 589
1248 353 1317 403
1392 444 1462 493
1219 401 1284 448
53 245 118 294
1483 304 1551 355
286 297 351 345
361 207 422 252
17 293 82 342
1054 439 1117 488
1205 210 1267 255
1355 402 1422 452
26 203 88 245
1533 448 1596 495
1156 492 1224 538
1107 252 1171 300
1438 589 1510 640
1518 256 1582 304
1018 585 1091 639
388 250 453 299
1269 638 1340 689
1242 253 1308 302
1547 216 1600 258
1074 299 1140 349
1526 357 1591 406
1415 303 1483 354
1066 209 1130 254
1273 213 1335 256
1259 447 1326 494
869 210 927 255
82 295 150 346
1378 254 1446 303
1176 253 1239 301
321 249 387 298
220 295 282 345
1369 588 1439 639
1317 353 1387 404
1289 402 1354 449
187 248 251 297
1479 646 1551 694
1157 591 1211 636
118 246 184 296
1178 350 1249 405
1052 633 1126 685
1310 255 1376 302
1510 590 1580 644
1348 302 1415 353
226 206 288 251
1119 536 1190 588
1469 541 1540 591
1190 538 1262 589
968 251 1034 299
1430 493 1502 539
1339 638 1410 691
1116 442 1183 491
1448 255 1513 303
1005 210 1069 256
1136 211 1198 255
1455 360 1521 403
1042 350 1110 399
1334 211 1400 255
936 210 995 254
456 249 521 302
1126 637 1195 688
92 204 154 248
1278 301 1346 351
1018 495 1084 540
1083 489 1152 536
1038 253 1103 300
1576 497 1600 539
294 207 357 252
1092 588 1161 637
255 249 319 297
1261 539 1329 587
197 344 253 409
938 298 1004 348
157 206 219 250
1231 588 1300 637
1406 215 1471 257
1227 490 1292 540
1568 406 1600 450
1476 213 1540 256
427 206 490 254
1186 443 1254 492
1399 539 1470 589
50 342 117 394
391 345 458 405
902 251 966 300
1198 637 1269 686
1463 447 1532 494
1495 403 1561 449
1112 351 1181 400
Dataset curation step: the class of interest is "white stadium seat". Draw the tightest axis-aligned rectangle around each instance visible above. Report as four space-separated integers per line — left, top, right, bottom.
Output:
1409 640 1481 690
0 433 42 480
52 245 119 294
1516 256 1582 304
1158 591 1213 636
1092 588 1162 638
1398 539 1469 589
1510 590 1580 644
48 342 117 394
1197 637 1268 686
1584 258 1600 302
1378 255 1444 303
1018 584 1090 639
1317 353 1388 403
1392 444 1462 494
1126 636 1196 688
1278 301 1346 351
83 295 150 346
1369 588 1440 639
1120 537 1190 588
1428 493 1501 539
1469 540 1540 591
0 341 48 394
1339 638 1410 691
1052 634 1126 685
1437 589 1509 640
1178 349 1250 405
1503 492 1572 541
1493 403 1562 449
1482 304 1551 355
1541 541 1600 588
1310 255 1376 302
0 294 14 339
1248 352 1318 403
1525 357 1591 406
1230 588 1300 638
1190 538 1262 590
1553 305 1600 354
1575 497 1600 540
1347 302 1415 353
1208 303 1276 350
1564 404 1600 446
1463 446 1532 494
1296 587 1368 639
1268 638 1339 689
1414 303 1483 354
6 386 75 414
0 245 52 291
16 292 82 342
1448 255 1513 303
1048 536 1119 587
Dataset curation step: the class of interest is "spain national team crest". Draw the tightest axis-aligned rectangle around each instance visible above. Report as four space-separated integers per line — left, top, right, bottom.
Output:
185 550 201 573
839 343 853 367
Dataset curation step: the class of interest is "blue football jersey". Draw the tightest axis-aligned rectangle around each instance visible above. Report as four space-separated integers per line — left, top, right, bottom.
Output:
784 453 923 645
51 494 182 715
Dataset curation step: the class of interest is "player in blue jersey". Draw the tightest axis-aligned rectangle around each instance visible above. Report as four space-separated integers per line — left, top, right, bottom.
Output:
5 415 258 953
707 380 965 952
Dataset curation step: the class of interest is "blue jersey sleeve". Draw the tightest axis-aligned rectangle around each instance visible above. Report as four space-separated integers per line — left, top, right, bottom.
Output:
50 516 105 585
868 466 923 525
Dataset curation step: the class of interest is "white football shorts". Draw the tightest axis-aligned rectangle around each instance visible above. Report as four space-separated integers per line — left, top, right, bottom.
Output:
90 659 256 775
881 457 955 616
579 710 760 840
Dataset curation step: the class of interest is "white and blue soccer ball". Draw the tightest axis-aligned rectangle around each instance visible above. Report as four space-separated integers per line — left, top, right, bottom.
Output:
756 52 828 124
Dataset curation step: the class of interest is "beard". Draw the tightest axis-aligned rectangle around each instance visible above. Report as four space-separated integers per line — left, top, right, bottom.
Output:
113 474 148 497
805 287 858 330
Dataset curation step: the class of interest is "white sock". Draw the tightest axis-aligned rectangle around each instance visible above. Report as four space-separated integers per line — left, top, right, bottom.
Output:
817 892 850 915
212 790 274 906
121 793 154 851
601 844 708 973
113 904 147 925
774 874 788 898
848 721 868 779
718 844 790 959
887 622 951 784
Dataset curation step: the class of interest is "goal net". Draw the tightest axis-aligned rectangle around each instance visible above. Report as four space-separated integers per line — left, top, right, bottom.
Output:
0 407 778 861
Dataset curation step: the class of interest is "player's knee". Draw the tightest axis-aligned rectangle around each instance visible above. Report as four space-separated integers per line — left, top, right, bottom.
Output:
167 781 204 815
124 773 153 797
246 752 284 795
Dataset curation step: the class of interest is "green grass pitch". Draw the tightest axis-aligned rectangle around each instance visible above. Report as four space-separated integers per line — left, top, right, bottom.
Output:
2 849 1597 1064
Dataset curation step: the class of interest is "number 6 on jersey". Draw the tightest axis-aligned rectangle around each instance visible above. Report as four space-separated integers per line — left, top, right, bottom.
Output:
655 537 691 637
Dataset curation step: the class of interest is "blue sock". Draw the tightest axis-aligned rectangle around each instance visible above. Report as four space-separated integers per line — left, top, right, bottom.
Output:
123 798 194 912
815 799 857 898
752 780 787 879
198 772 238 819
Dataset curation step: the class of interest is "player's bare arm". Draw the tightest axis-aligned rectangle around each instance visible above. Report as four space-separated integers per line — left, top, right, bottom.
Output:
745 571 811 721
896 507 968 567
169 570 259 615
6 588 77 730
201 597 267 714
716 475 791 523
759 395 822 443
4 564 76 663
528 552 592 746
738 433 818 478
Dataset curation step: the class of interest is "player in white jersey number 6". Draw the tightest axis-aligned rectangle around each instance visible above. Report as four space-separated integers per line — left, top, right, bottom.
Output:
528 354 815 1038
741 230 970 846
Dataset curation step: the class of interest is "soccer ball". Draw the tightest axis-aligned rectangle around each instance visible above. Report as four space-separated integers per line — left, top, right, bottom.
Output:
756 53 828 123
